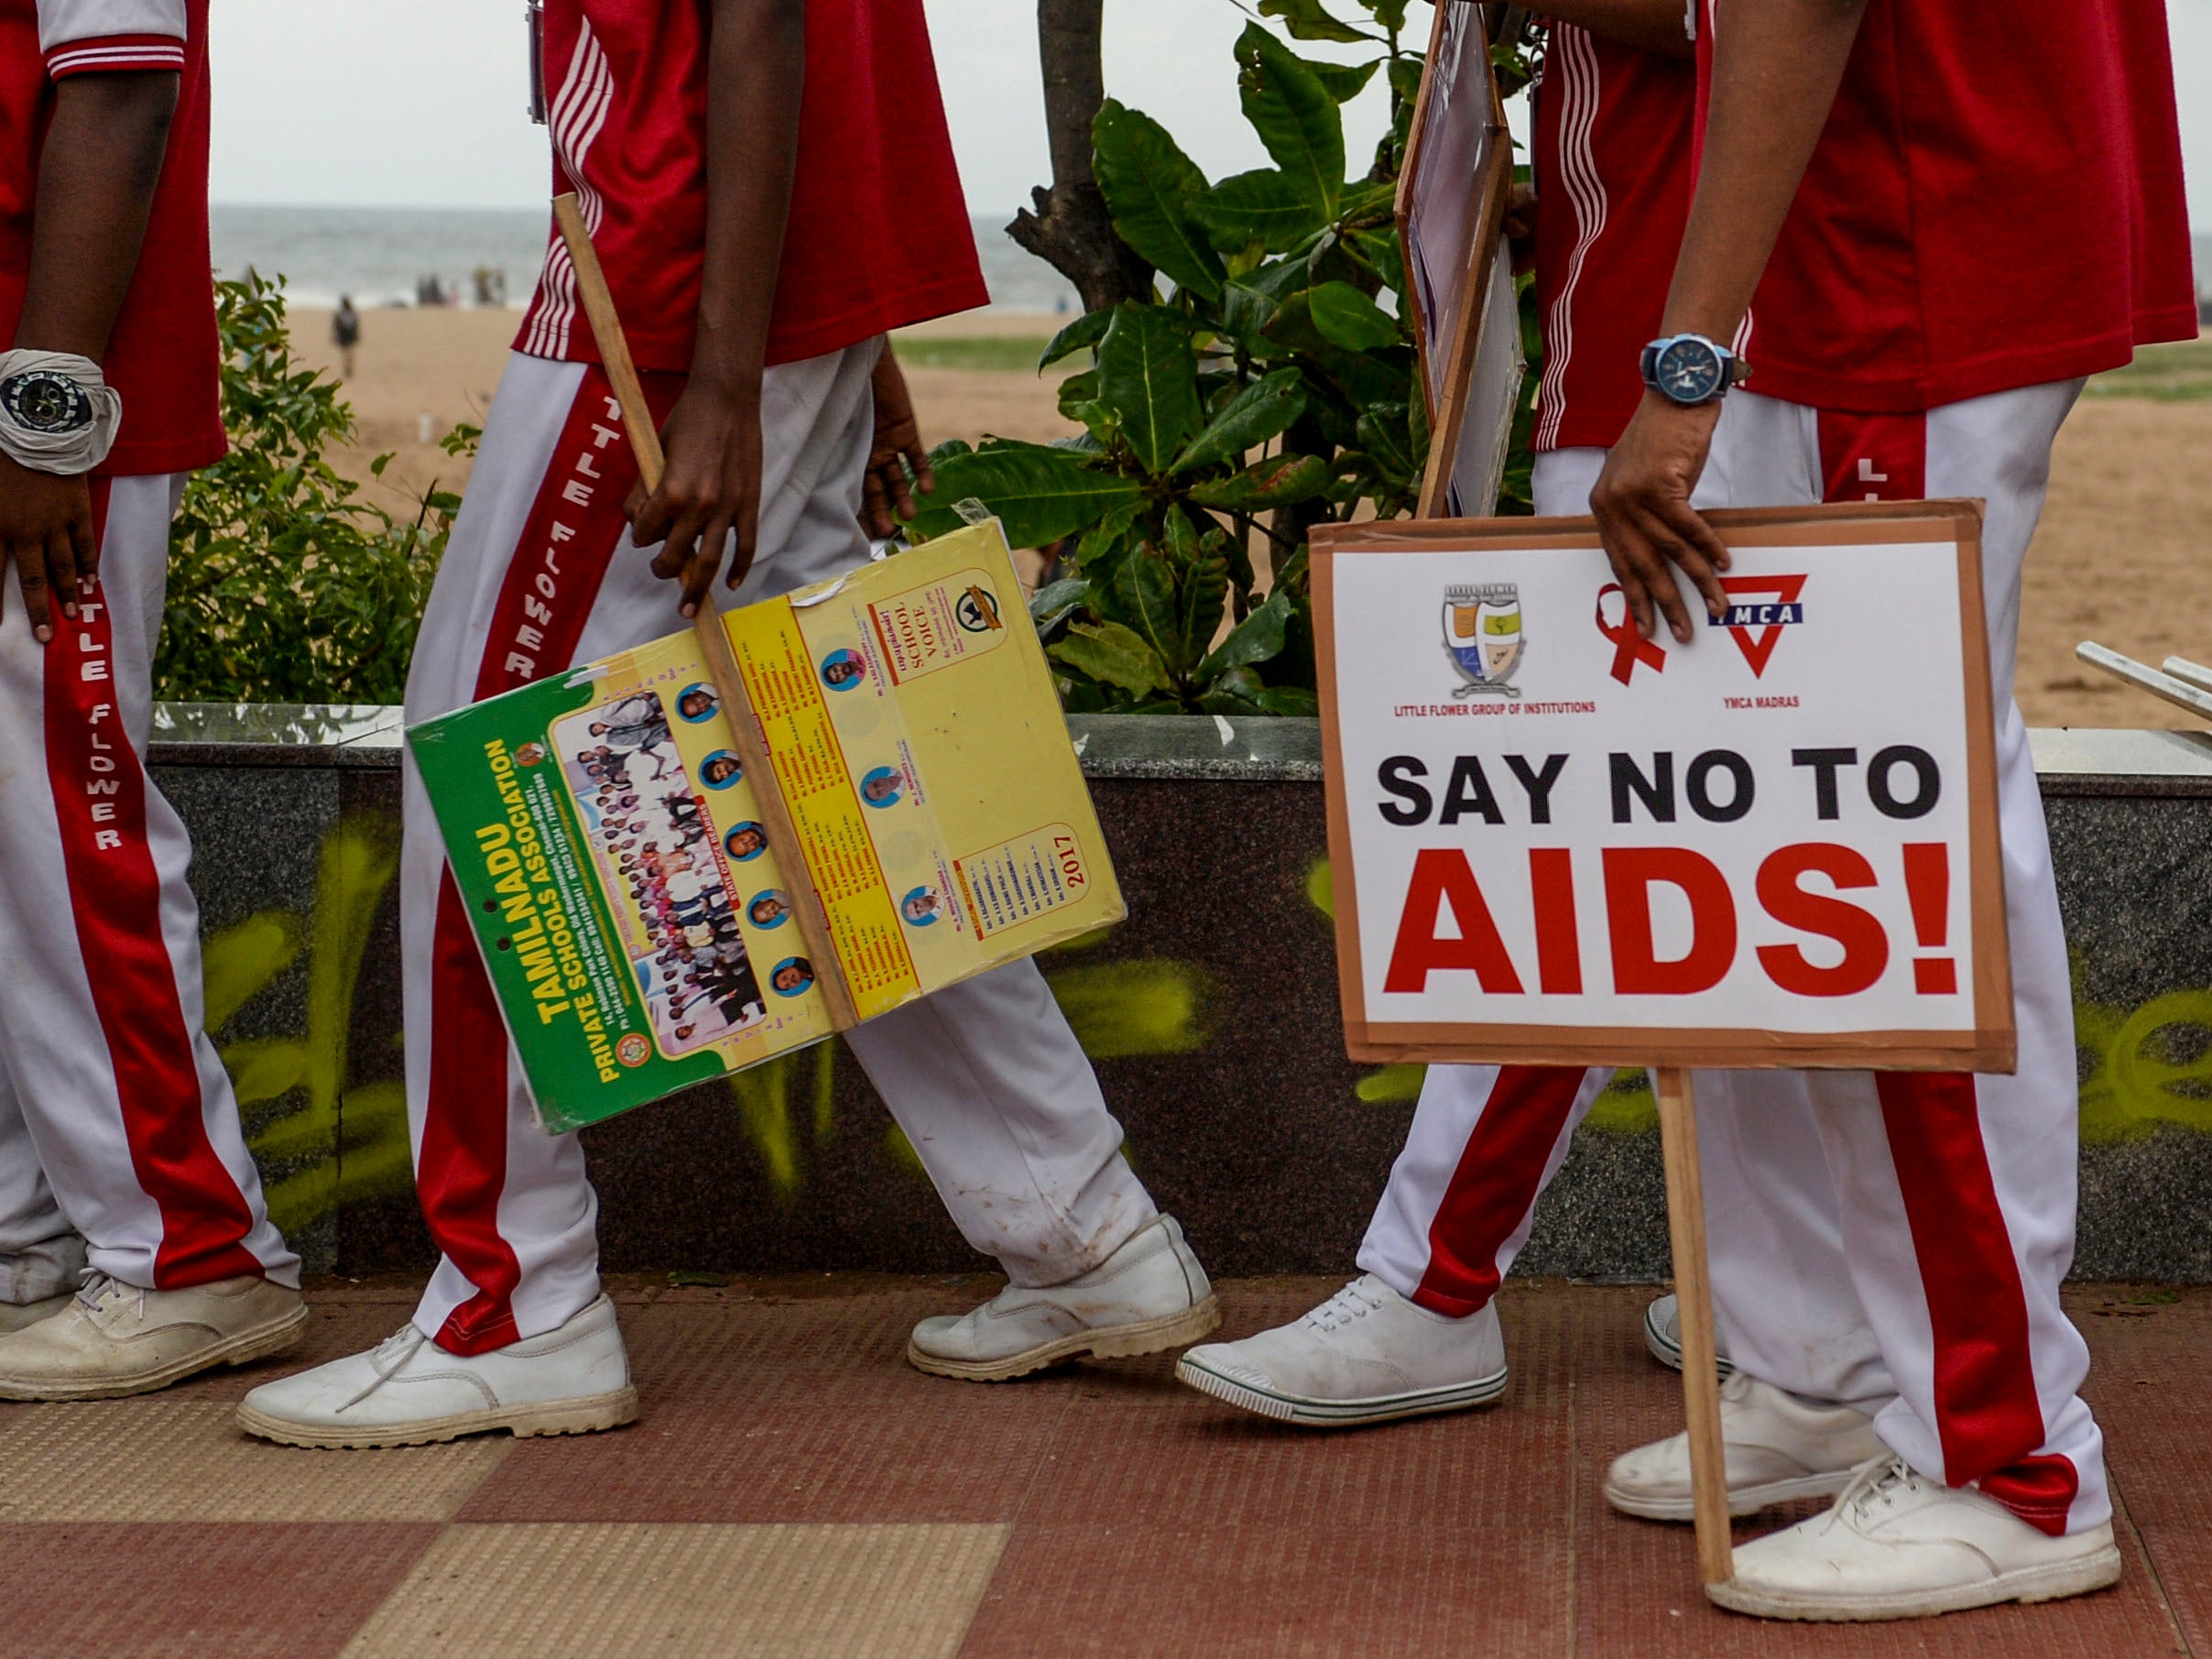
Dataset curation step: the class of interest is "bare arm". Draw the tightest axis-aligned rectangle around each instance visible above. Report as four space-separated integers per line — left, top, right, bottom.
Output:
861 344 932 539
1532 0 1694 59
1588 0 1868 642
1 70 180 640
631 0 806 615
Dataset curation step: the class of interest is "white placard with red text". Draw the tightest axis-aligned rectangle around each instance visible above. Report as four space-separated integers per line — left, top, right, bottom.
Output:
1312 505 2014 1072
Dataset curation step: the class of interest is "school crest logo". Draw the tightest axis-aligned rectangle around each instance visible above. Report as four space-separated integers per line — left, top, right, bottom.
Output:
1443 584 1524 698
1712 573 1809 677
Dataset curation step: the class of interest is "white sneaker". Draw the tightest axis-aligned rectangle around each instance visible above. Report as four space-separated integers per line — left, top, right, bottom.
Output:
1710 1456 2122 1621
237 1293 637 1448
1642 1293 1736 1376
0 1273 307 1401
0 1293 73 1336
1175 1273 1508 1426
908 1214 1219 1382
1605 1370 1885 1519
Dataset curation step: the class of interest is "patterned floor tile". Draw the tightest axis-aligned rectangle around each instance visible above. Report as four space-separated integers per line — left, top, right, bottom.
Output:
338 1523 1008 1659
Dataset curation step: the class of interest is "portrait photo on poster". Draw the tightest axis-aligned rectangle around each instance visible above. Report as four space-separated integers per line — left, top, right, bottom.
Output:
1312 501 2014 1073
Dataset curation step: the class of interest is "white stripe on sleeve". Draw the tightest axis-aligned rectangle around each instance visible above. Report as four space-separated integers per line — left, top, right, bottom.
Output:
36 0 186 54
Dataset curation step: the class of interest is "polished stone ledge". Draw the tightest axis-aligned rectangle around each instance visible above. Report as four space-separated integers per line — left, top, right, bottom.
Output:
148 704 2212 794
2028 726 2212 796
149 703 404 768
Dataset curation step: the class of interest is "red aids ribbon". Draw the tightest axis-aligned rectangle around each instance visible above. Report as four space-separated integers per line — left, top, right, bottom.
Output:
1595 584 1666 685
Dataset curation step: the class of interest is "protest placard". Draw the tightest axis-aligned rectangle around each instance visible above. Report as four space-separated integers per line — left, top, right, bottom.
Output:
1314 499 2012 1586
1312 502 2013 1072
1396 2 1522 518
409 518 1126 1134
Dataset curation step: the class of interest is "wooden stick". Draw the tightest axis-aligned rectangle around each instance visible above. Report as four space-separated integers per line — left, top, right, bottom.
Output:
550 193 860 1031
1654 1064 1734 1590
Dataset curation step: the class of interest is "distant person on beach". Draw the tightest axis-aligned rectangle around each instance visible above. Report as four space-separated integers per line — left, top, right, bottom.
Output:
241 0 1216 1454
0 0 305 1402
332 295 359 377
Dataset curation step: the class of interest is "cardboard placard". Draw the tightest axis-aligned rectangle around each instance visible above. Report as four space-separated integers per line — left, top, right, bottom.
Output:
409 520 1127 1132
1312 503 2014 1072
1396 1 1522 518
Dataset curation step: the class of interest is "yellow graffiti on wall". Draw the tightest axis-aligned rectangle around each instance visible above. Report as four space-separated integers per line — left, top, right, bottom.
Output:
202 808 1221 1222
2076 954 2212 1142
727 945 1218 1195
204 817 411 1234
203 830 2210 1229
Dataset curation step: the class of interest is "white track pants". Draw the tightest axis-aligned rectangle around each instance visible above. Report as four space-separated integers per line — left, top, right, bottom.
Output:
400 344 1155 1354
1360 391 2105 1534
0 475 298 1297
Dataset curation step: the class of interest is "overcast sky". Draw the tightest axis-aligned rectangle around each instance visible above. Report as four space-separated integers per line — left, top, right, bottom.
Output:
209 0 2212 228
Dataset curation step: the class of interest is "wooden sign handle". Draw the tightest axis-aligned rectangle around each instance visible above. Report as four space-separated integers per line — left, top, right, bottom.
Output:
550 193 860 1031
1654 1064 1735 1590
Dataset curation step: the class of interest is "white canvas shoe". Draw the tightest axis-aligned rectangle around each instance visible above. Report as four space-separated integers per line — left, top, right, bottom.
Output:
0 1273 307 1401
1641 1293 1736 1377
0 1294 72 1336
1175 1273 1508 1426
1709 1457 2122 1621
236 1293 637 1448
1605 1370 1885 1519
908 1214 1219 1382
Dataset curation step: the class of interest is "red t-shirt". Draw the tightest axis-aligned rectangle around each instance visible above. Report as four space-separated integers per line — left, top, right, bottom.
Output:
1530 25 1695 452
1695 0 2198 413
0 0 223 476
518 0 988 373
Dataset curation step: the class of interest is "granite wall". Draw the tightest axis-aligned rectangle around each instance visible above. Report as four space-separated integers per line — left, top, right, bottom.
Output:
150 709 2212 1282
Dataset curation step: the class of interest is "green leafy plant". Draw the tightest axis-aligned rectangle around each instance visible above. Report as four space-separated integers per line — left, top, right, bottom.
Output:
909 1 1540 716
155 274 466 704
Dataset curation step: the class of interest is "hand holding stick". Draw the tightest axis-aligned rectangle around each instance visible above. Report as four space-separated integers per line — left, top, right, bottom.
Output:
551 194 859 1031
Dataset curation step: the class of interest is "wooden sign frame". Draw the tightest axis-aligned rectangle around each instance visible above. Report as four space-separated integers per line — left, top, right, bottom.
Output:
1311 499 2014 1073
1396 2 1521 518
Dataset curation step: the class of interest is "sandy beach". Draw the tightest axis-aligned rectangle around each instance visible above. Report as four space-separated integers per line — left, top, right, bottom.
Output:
286 304 2212 731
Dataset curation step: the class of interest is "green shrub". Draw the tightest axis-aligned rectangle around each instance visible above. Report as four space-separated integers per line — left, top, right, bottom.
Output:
909 2 1543 716
154 274 468 704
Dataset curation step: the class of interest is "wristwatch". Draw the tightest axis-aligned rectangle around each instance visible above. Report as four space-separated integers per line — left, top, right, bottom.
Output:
0 368 94 436
1639 333 1737 407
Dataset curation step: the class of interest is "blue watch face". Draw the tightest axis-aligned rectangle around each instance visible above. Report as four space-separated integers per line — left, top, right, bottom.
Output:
1653 338 1725 405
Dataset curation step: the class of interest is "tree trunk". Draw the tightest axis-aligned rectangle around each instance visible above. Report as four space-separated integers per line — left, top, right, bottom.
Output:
1008 0 1154 313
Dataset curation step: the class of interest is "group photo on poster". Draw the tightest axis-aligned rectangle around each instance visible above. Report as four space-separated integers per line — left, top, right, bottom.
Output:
551 690 766 1055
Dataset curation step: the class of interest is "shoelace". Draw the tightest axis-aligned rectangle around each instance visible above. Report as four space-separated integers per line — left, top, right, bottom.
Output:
1825 1454 1919 1531
370 1325 425 1374
1302 1278 1385 1334
73 1271 147 1321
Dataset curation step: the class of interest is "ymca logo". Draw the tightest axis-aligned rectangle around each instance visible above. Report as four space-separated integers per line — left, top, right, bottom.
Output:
1711 573 1808 678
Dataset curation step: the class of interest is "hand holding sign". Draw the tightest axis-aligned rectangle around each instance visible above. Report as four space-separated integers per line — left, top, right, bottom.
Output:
1590 397 1732 644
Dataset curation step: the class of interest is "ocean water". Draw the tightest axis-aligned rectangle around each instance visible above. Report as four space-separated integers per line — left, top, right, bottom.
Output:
207 204 1082 316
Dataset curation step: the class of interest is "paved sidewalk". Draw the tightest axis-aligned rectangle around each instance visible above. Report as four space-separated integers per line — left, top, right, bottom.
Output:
0 1276 2203 1657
